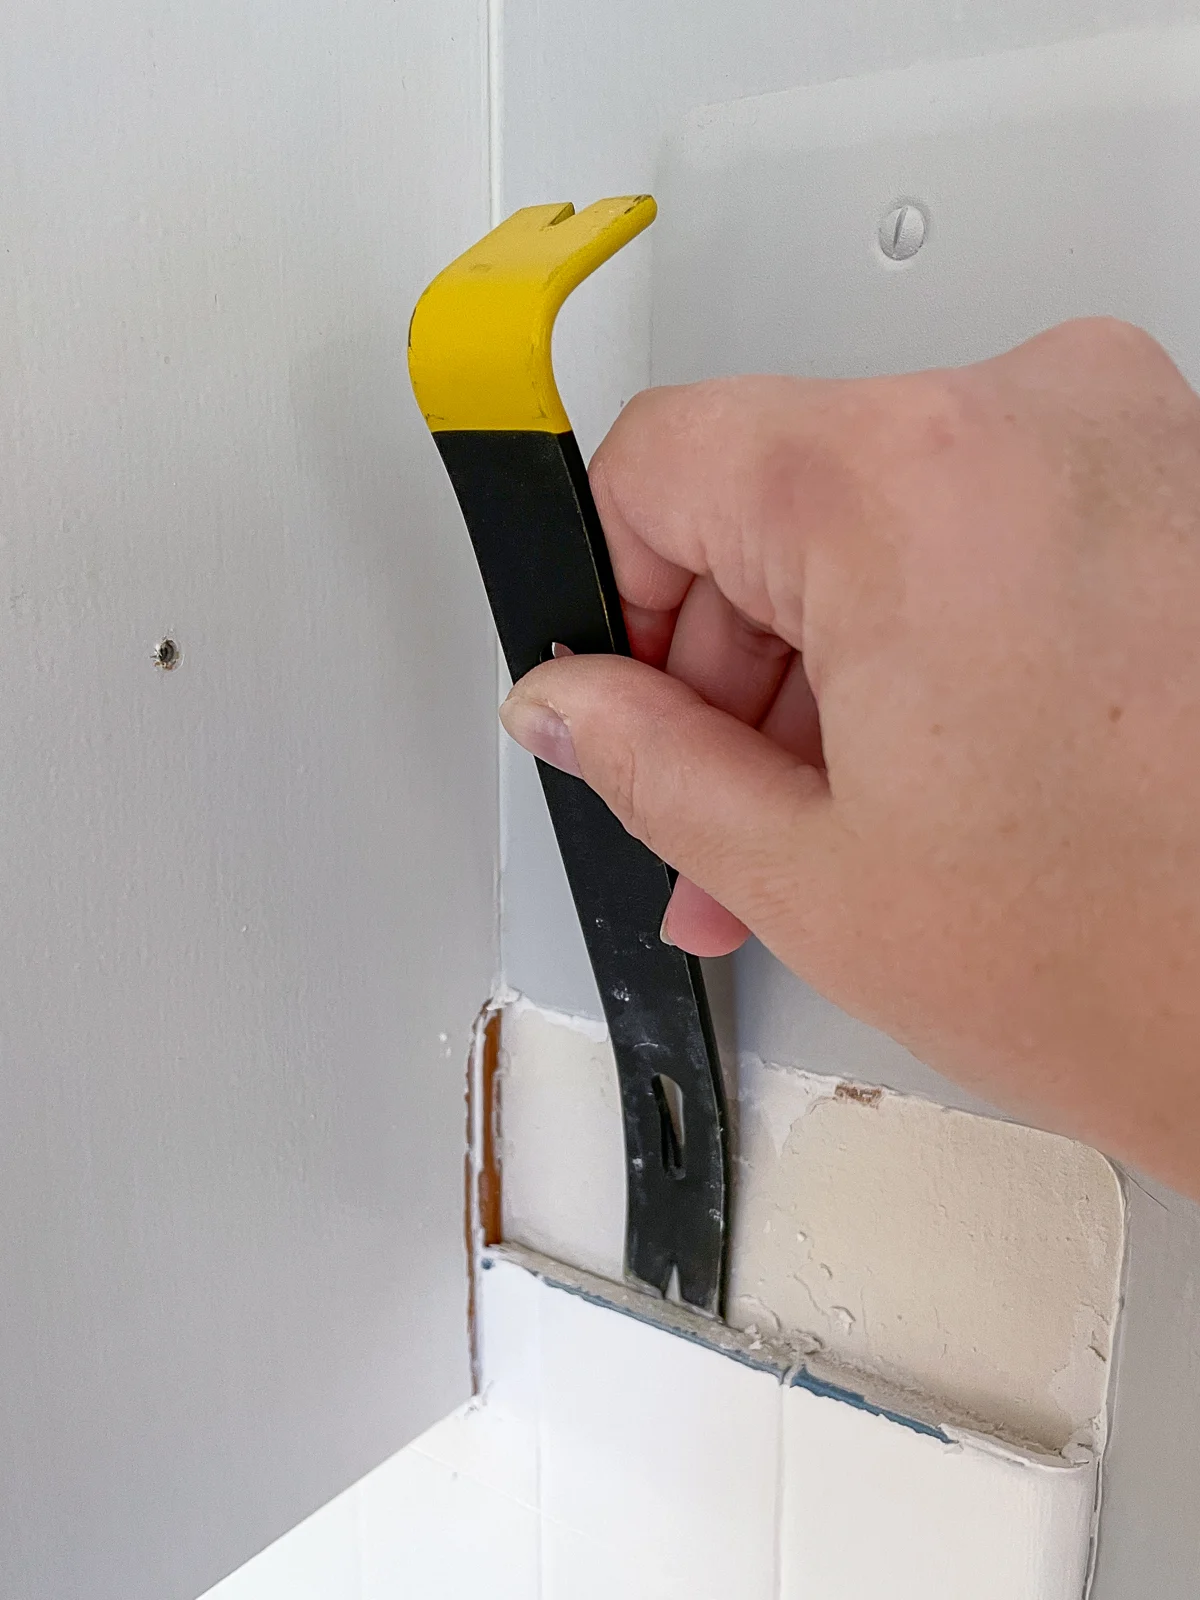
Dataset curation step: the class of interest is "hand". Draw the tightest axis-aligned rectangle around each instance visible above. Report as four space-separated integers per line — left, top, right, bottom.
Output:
500 318 1200 1196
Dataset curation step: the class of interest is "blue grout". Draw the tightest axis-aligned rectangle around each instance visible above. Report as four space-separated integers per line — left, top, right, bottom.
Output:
502 1252 953 1443
788 1368 951 1442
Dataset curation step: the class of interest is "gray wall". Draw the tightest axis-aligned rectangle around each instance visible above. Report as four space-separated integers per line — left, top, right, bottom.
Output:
0 5 496 1597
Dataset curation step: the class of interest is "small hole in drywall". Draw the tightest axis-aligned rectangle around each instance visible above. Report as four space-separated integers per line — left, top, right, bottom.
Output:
652 1073 686 1179
153 637 181 670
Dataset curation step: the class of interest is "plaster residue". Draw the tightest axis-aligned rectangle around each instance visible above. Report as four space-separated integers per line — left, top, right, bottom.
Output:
497 1000 1126 1453
733 1055 1125 1454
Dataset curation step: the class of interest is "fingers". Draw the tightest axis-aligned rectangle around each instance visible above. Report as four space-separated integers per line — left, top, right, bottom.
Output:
499 653 839 952
760 654 825 768
571 376 866 961
589 375 870 652
666 574 793 722
662 875 750 958
621 595 683 669
654 611 822 957
620 582 816 959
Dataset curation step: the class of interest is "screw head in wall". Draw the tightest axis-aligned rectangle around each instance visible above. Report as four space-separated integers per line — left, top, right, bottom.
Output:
878 203 927 262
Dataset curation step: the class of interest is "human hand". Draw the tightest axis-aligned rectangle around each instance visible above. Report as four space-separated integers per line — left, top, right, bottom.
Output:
500 318 1200 1194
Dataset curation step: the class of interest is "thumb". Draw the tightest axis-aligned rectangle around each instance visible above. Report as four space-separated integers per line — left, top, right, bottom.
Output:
498 653 839 957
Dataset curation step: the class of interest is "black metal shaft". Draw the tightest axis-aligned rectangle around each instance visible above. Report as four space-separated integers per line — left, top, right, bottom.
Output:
434 427 729 1314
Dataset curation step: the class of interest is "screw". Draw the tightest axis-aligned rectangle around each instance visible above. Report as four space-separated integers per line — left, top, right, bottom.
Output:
878 203 927 261
153 637 181 670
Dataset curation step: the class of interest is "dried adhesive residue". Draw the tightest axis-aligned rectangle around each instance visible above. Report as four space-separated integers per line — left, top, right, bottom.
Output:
730 1057 1126 1454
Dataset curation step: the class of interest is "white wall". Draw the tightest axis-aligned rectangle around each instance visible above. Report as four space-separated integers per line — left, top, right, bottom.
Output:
0 6 496 1598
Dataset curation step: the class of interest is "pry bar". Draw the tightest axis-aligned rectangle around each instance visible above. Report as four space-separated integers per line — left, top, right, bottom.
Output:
408 198 729 1314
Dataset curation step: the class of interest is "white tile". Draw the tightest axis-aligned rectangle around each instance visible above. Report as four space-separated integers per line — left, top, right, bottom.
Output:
445 1253 545 1508
540 1521 647 1600
538 1286 779 1600
780 1383 1096 1600
408 1402 539 1513
196 1488 360 1600
358 1271 547 1598
356 1445 539 1600
200 1381 543 1600
477 1255 544 1426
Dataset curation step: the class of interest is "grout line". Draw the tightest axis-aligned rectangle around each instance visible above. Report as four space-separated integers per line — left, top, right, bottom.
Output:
533 1274 547 1600
772 1382 785 1600
408 1440 541 1517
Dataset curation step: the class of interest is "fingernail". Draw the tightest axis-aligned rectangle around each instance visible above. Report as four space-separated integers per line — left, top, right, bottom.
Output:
499 699 583 779
659 909 676 947
551 641 575 660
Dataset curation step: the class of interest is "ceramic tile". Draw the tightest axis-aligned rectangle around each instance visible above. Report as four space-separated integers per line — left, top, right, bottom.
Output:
780 1383 1096 1600
357 1444 540 1600
407 1401 539 1514
476 1255 544 1425
538 1285 778 1600
540 1520 659 1600
210 1259 1097 1600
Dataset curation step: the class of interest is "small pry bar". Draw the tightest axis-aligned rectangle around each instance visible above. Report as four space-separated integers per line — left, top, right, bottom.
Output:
408 198 729 1315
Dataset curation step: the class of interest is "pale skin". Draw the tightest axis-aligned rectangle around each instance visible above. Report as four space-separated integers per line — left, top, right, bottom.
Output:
499 317 1200 1200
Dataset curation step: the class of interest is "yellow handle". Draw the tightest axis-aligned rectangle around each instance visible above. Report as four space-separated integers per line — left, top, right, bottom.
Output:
408 196 656 434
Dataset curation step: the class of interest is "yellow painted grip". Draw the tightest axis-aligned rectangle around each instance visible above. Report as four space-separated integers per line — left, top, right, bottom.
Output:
408 195 656 434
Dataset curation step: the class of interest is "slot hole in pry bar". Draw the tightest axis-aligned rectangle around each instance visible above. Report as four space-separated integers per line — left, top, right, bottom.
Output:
652 1074 686 1179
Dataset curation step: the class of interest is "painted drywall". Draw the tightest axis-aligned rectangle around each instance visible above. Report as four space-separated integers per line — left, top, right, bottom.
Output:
499 1002 1124 1454
0 7 495 1599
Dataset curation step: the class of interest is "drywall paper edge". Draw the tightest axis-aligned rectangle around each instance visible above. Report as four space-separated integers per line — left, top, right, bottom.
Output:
490 984 610 1043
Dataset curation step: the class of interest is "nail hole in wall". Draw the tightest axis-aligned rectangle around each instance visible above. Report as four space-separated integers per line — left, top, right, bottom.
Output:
153 638 181 670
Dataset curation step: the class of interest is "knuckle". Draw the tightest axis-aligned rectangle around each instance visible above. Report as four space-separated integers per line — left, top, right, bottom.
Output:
586 441 622 525
1056 314 1151 350
1030 315 1175 374
591 389 658 485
